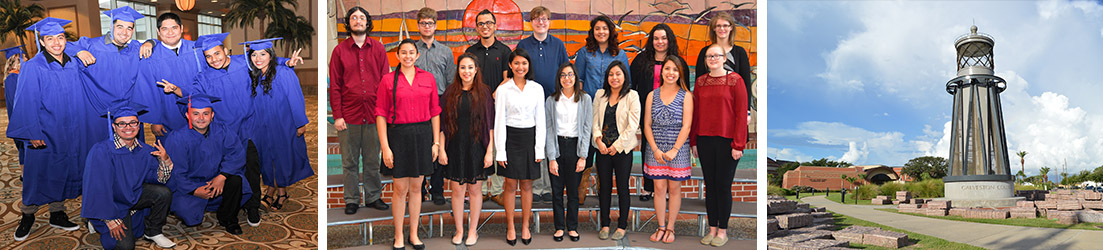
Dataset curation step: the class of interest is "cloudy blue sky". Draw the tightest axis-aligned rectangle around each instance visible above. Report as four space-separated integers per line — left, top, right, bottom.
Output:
767 1 1103 177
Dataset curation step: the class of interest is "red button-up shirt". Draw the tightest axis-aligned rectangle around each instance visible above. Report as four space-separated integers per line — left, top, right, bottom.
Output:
375 68 442 124
329 37 390 124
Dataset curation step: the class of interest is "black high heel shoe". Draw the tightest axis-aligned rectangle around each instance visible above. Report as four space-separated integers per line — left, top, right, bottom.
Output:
506 237 517 246
260 195 274 208
272 194 289 210
521 237 532 245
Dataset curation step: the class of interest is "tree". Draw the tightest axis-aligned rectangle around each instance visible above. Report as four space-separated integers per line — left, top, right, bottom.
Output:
1015 170 1027 185
0 0 45 58
805 158 852 168
1016 151 1028 182
901 156 948 181
226 0 314 55
770 162 800 186
1039 166 1051 190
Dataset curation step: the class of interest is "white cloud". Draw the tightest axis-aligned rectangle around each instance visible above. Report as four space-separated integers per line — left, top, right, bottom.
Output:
772 121 916 165
769 147 814 163
794 1 1103 173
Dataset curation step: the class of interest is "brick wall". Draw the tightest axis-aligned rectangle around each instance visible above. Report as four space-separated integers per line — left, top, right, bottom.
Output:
782 166 864 190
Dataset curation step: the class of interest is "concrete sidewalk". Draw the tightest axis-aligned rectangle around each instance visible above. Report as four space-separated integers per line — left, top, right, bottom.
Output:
802 196 1103 249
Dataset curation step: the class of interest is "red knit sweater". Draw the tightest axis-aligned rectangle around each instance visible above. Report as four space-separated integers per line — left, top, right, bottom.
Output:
690 72 748 150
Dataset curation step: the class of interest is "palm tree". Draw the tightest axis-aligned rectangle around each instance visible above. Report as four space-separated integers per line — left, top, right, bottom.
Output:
0 0 45 58
225 0 298 33
264 15 314 56
1015 170 1027 185
1016 151 1028 182
1039 166 1051 190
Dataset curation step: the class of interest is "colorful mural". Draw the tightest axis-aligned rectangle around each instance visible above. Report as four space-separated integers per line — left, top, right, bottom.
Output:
329 0 757 133
333 0 755 73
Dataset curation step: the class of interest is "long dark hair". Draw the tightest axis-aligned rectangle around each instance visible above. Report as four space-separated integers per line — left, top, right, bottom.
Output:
662 56 690 91
602 60 629 99
248 47 277 97
552 62 582 102
638 23 680 80
505 47 533 80
443 53 489 141
345 7 372 36
584 15 620 56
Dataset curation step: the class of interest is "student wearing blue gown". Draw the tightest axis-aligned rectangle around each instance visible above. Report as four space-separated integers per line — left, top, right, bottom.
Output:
132 13 201 142
81 100 176 250
2 46 25 167
164 93 256 235
65 7 149 144
8 17 90 241
241 38 313 209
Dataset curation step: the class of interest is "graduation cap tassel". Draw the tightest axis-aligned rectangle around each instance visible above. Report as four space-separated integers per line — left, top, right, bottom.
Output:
187 96 192 129
107 111 113 138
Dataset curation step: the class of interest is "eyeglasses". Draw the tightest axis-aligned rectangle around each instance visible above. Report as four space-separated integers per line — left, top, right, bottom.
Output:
560 73 575 78
113 121 142 128
706 54 725 60
418 21 436 26
477 21 496 27
533 17 550 23
349 16 367 21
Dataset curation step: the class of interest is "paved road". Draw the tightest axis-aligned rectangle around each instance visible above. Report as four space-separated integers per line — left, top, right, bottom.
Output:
802 196 1103 250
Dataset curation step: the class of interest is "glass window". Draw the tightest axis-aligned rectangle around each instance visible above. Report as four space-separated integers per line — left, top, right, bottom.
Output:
98 0 156 42
198 14 223 36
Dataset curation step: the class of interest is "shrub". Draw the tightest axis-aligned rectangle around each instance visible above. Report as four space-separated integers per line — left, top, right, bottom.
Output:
904 178 944 198
879 182 904 196
768 185 791 196
791 185 815 193
854 184 880 200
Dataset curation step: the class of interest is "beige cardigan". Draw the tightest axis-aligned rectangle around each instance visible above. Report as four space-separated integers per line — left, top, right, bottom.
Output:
592 89 641 153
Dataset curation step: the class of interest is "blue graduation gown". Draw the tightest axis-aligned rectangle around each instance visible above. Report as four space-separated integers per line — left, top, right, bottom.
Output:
4 73 17 116
251 66 313 187
186 55 291 142
7 53 95 206
66 36 141 102
163 124 251 226
4 73 24 164
188 55 255 145
81 139 157 250
133 40 201 139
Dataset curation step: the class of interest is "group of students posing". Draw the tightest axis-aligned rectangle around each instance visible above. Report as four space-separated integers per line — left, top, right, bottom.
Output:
331 6 748 250
3 7 313 250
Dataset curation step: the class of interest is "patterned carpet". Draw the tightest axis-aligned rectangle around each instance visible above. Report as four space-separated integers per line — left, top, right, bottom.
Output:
0 84 319 249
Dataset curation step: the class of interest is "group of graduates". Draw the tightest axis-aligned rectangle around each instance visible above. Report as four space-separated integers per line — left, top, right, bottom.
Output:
332 6 748 250
3 6 313 250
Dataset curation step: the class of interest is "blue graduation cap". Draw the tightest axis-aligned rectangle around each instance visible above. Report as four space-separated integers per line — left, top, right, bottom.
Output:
25 17 72 50
0 45 23 59
102 99 149 137
177 93 221 129
239 37 282 51
26 17 71 36
194 32 230 52
103 6 144 23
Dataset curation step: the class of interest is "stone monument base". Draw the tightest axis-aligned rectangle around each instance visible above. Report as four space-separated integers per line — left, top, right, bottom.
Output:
940 180 1023 208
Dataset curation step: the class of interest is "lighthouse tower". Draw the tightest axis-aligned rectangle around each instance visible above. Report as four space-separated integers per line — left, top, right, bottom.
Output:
941 25 1022 208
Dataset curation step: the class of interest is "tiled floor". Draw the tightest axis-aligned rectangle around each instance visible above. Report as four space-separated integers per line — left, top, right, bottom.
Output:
0 86 319 249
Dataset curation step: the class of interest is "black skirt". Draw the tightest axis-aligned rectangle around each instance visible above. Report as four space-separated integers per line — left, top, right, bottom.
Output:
387 121 435 178
497 126 541 180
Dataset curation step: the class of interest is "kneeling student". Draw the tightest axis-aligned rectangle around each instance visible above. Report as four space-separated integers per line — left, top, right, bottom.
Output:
82 100 176 249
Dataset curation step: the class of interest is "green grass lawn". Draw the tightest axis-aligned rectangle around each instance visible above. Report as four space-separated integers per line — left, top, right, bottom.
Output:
878 208 1103 231
781 194 981 249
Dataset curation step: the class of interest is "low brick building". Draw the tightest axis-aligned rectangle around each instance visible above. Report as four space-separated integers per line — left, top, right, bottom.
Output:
783 166 865 190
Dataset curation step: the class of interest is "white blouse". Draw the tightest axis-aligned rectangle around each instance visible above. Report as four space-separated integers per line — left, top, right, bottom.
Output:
555 93 579 137
494 79 547 161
